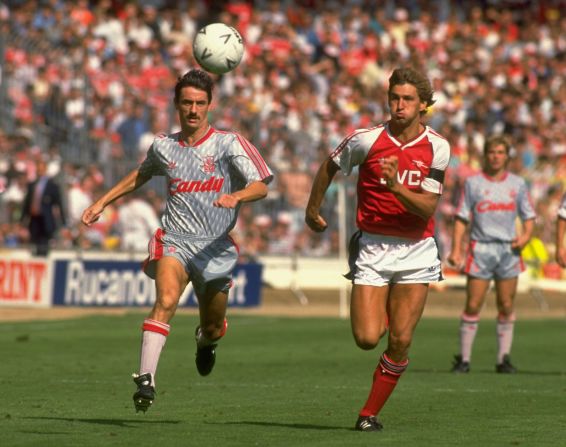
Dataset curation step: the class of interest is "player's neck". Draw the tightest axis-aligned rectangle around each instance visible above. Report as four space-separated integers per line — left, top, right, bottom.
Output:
182 124 210 146
484 168 507 180
388 120 424 143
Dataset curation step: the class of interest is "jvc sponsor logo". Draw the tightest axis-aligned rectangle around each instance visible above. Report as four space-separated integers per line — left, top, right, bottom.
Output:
379 170 422 186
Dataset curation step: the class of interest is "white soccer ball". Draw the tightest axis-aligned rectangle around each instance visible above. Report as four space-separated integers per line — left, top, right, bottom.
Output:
193 23 244 75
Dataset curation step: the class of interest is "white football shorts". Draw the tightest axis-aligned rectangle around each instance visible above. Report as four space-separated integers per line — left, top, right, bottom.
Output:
348 231 443 286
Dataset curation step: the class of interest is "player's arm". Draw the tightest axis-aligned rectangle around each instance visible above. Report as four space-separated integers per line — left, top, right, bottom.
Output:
82 168 151 226
556 217 566 268
213 180 268 208
305 157 340 232
390 186 440 219
382 156 439 219
512 218 535 250
448 217 468 268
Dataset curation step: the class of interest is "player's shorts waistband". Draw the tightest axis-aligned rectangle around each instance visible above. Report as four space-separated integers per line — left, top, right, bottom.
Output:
360 231 430 244
471 239 513 243
161 229 227 242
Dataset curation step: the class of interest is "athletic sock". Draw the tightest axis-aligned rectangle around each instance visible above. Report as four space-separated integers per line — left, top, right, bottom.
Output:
196 318 227 348
359 353 408 417
459 313 480 363
139 318 171 387
496 313 515 364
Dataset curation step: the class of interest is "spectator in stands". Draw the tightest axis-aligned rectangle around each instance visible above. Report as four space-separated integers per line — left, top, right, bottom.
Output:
116 192 160 252
20 159 66 256
1 1 565 259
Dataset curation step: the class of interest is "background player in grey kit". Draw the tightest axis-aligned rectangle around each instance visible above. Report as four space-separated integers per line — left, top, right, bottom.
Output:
81 69 273 412
448 135 535 374
556 192 566 268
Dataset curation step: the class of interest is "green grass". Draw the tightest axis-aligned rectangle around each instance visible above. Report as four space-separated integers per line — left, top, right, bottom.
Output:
1 314 565 447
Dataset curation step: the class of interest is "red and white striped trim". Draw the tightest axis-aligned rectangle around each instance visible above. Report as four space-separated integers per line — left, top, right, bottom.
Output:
227 234 240 255
142 318 171 336
235 134 271 178
461 312 480 323
149 228 165 261
330 126 378 158
379 353 409 376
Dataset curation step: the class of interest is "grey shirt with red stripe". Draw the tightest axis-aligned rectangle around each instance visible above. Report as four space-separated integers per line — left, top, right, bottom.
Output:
139 127 273 238
455 172 536 242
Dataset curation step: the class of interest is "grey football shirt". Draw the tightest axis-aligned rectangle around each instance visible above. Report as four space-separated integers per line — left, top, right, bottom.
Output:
455 172 536 242
139 127 273 238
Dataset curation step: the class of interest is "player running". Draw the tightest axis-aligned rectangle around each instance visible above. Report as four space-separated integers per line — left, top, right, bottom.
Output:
306 67 450 432
82 69 273 412
448 135 535 374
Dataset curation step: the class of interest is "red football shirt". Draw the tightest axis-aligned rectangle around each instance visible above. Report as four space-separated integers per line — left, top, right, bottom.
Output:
331 123 450 240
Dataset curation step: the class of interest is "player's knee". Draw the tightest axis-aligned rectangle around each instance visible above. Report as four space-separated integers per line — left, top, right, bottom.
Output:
497 309 515 322
388 333 412 354
353 333 380 350
155 291 180 314
464 305 482 316
355 338 378 350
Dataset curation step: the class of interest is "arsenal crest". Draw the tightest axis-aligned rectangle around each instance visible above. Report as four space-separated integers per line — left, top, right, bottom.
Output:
202 156 216 174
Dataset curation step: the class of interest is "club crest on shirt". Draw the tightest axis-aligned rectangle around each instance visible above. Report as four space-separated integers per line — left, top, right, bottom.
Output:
412 160 427 169
201 156 216 174
167 161 177 170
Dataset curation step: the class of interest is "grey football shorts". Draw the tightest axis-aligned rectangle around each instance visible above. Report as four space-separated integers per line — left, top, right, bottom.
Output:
464 240 524 280
143 228 239 297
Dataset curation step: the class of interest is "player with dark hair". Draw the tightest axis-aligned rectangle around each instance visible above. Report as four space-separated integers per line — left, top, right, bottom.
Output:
82 69 273 413
556 193 566 268
306 67 450 432
448 135 535 374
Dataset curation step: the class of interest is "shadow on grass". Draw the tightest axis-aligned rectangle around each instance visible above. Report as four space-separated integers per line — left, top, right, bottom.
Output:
21 416 181 428
410 367 565 376
220 420 351 431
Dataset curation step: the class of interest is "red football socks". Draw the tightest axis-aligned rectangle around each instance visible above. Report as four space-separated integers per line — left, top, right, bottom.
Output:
359 353 408 417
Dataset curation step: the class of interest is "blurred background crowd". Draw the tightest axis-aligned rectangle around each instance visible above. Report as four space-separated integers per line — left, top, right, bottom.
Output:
0 0 565 274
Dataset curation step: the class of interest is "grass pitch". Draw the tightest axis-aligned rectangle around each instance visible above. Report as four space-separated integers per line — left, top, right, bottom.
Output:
2 313 565 447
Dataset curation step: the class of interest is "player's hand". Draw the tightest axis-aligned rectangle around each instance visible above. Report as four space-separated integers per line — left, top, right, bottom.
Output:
511 236 528 251
381 155 399 190
213 194 240 208
81 204 104 226
305 212 327 233
446 252 462 270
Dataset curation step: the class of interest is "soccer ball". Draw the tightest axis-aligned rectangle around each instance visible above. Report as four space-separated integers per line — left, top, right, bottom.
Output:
193 23 244 75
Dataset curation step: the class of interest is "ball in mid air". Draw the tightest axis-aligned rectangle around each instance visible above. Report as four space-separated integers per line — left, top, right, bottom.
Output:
193 23 244 75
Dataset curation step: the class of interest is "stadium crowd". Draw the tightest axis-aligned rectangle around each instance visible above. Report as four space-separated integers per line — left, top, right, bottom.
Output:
0 0 565 274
